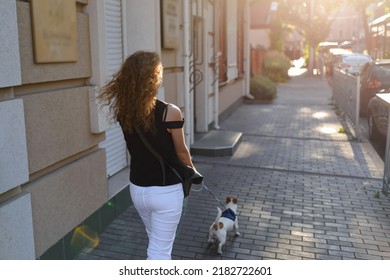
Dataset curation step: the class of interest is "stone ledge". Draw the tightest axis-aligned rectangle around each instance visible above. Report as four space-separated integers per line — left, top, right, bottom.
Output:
191 130 242 157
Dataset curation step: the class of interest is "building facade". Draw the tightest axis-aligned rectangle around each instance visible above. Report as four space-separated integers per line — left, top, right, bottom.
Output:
0 0 251 259
326 3 363 44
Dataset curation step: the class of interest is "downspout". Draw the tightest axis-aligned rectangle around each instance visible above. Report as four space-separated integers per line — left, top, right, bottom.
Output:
244 0 253 100
183 0 191 146
213 0 220 129
121 0 128 58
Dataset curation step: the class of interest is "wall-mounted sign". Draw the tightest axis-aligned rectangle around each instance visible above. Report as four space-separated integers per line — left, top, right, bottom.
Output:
30 0 78 63
161 0 179 49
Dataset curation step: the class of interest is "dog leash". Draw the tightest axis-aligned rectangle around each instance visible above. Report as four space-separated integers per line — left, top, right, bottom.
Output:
191 181 226 210
177 181 226 236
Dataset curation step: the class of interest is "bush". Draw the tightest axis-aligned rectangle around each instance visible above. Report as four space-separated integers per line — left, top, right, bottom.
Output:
250 75 277 101
263 50 291 83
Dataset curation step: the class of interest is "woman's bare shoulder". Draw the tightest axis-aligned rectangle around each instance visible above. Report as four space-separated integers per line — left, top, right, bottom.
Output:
165 103 183 121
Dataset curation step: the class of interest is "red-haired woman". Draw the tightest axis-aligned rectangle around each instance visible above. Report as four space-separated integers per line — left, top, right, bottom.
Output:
99 51 196 260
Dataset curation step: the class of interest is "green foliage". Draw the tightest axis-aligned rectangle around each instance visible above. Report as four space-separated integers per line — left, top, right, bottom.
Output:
268 14 291 53
305 16 331 47
250 75 277 101
263 50 291 83
269 23 285 52
338 127 346 134
274 0 338 62
302 44 309 66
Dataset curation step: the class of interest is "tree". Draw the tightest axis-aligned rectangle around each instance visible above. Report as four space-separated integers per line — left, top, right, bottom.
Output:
271 0 390 62
345 0 375 54
273 0 339 71
344 0 390 54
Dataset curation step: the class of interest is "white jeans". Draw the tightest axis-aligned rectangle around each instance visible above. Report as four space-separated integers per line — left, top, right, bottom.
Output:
130 182 184 260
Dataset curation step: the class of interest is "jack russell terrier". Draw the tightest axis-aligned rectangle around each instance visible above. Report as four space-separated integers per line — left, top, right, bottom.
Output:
208 196 240 254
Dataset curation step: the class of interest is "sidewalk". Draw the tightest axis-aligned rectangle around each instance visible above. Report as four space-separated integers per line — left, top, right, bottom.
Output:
76 72 390 260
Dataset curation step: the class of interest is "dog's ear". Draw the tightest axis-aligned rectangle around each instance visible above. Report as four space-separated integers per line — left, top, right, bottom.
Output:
233 197 238 204
226 197 231 204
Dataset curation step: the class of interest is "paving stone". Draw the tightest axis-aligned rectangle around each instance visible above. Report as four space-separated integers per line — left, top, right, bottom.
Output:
367 250 390 259
302 246 328 255
264 246 289 255
291 240 315 247
328 249 355 259
276 253 302 260
290 250 316 259
75 73 390 260
316 254 343 260
354 253 383 260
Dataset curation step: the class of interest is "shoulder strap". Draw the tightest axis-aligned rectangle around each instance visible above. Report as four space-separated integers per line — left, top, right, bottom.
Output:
135 127 166 184
162 103 170 122
135 127 186 184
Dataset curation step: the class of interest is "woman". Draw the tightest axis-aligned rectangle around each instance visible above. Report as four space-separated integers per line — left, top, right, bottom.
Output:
99 51 195 260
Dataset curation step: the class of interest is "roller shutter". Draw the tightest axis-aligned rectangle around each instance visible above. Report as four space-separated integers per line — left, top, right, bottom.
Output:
100 0 128 178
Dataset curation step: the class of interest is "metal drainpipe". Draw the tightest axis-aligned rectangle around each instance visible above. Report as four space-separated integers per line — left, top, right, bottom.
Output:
213 0 220 129
183 0 191 146
244 0 254 100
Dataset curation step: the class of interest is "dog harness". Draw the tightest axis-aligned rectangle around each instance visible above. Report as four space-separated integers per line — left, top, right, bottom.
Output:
221 208 236 221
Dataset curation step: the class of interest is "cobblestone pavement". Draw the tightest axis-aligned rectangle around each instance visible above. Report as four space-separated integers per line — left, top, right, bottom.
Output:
76 73 390 260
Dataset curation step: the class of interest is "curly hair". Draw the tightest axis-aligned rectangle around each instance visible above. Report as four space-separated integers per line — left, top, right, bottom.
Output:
99 51 163 133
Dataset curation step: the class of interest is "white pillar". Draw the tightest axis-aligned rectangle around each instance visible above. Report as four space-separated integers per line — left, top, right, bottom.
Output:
183 0 191 146
213 0 220 129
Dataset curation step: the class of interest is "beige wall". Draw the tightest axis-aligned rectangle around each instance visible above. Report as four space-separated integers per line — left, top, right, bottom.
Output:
162 71 182 108
22 87 104 175
24 150 107 257
250 29 271 49
4 1 108 257
0 192 35 259
1 0 248 259
219 80 245 115
17 2 92 84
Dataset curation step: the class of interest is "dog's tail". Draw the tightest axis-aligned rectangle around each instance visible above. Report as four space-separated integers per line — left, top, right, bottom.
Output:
211 207 223 231
215 207 222 222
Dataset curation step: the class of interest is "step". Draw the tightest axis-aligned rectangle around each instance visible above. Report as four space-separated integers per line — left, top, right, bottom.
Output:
191 130 242 156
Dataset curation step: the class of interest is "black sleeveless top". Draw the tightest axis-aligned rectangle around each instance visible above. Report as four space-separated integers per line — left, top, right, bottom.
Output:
122 99 185 186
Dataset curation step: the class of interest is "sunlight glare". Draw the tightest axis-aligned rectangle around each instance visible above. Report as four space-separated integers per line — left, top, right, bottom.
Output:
70 225 100 253
317 125 338 134
288 57 307 77
320 126 337 134
312 111 329 119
